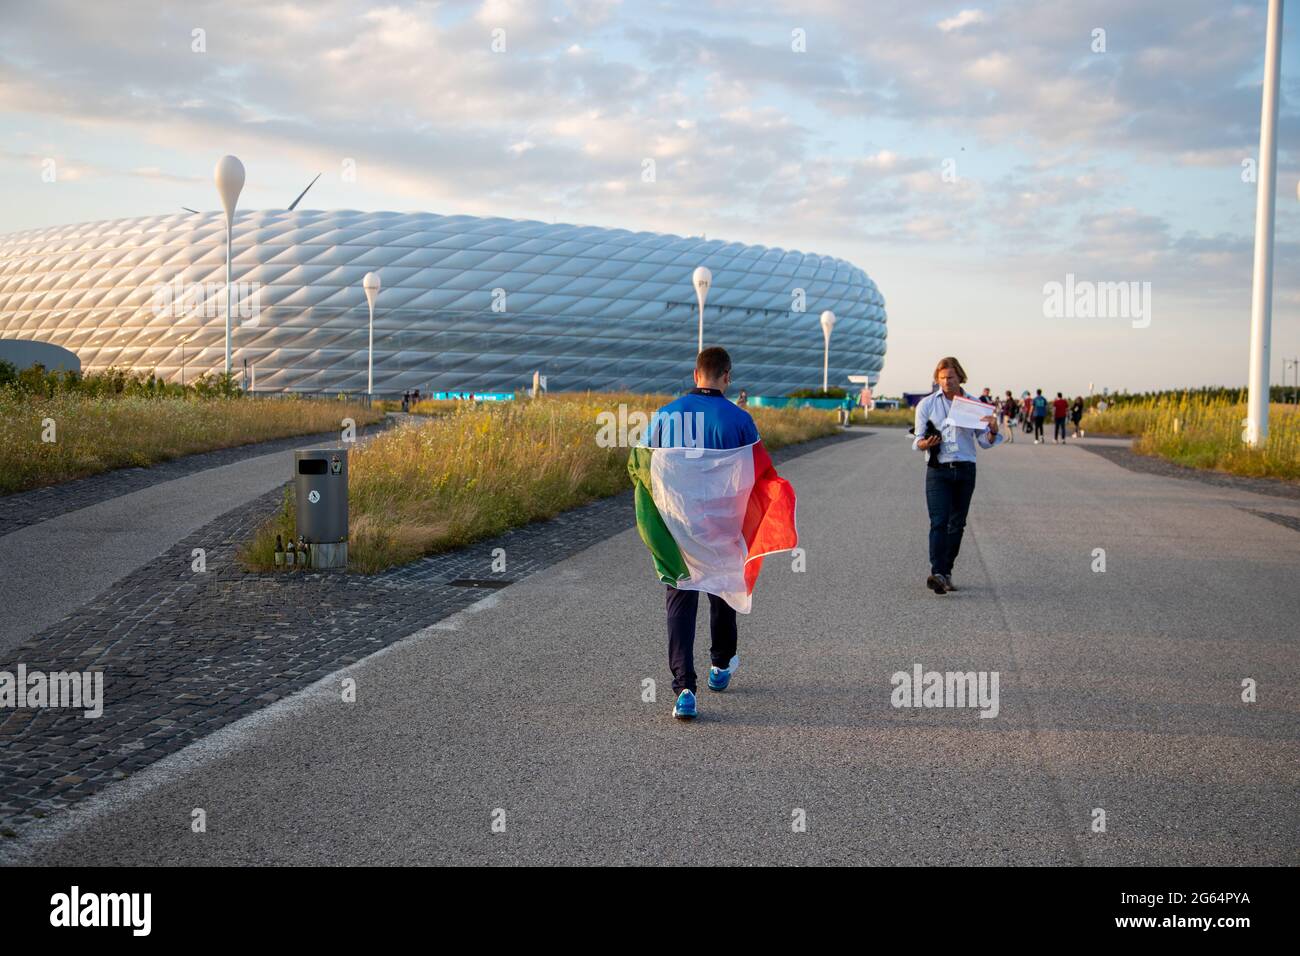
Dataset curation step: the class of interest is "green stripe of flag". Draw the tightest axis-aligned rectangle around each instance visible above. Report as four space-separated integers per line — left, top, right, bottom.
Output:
627 447 690 584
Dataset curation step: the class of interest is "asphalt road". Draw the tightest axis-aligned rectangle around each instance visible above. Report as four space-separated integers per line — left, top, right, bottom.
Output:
5 430 1298 865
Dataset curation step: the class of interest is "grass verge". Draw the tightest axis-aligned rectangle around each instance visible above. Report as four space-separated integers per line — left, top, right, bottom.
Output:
0 393 383 495
239 392 840 573
1084 397 1299 480
854 406 913 427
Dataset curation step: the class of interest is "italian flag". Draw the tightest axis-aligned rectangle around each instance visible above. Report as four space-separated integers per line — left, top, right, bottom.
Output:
627 441 798 614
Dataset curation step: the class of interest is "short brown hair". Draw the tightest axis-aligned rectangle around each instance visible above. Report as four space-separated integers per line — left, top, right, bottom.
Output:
697 346 732 380
933 356 968 384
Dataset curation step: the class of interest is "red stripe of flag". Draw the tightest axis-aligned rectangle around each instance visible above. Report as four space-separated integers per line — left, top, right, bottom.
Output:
741 441 798 596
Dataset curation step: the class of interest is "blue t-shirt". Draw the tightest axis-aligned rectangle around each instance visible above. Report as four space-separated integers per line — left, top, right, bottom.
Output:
649 388 759 450
1032 395 1047 416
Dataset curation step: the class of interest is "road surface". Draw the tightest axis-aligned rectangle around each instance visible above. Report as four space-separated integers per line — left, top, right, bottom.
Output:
4 431 1298 865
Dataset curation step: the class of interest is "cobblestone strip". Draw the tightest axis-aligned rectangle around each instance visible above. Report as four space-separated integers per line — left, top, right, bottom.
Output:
0 418 396 538
0 428 863 836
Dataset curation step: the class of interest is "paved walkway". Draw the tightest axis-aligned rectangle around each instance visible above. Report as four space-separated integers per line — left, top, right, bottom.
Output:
0 426 388 656
1 450 302 655
5 431 1296 865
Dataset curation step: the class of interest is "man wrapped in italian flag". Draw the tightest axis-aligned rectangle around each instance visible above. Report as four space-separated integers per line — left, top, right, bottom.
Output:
628 347 799 720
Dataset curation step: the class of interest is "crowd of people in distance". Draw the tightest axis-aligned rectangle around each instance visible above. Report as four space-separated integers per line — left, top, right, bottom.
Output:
973 386 1089 445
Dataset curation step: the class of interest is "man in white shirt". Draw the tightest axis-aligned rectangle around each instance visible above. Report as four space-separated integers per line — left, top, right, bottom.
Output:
912 357 1004 594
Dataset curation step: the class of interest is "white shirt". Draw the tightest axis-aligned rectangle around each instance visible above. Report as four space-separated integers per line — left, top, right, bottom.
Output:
911 390 1004 463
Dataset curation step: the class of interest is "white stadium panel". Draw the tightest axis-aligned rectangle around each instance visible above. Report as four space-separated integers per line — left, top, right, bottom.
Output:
0 210 887 395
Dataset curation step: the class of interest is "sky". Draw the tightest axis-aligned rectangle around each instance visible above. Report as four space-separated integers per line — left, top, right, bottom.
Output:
1 0 1297 395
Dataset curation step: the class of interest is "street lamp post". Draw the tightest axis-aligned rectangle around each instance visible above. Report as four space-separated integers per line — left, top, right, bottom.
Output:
692 266 712 354
820 310 836 392
363 272 381 402
214 155 245 379
1245 0 1284 447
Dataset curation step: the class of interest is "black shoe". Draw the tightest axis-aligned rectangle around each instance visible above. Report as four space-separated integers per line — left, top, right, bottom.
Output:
926 574 949 594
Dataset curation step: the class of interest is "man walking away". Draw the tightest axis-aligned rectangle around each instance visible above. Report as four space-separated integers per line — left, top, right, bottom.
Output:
1052 392 1069 443
1000 390 1017 443
1032 389 1048 444
648 347 759 720
1071 396 1085 438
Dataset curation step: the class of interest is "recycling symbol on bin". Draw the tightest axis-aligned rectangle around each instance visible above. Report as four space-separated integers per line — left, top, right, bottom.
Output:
330 456 342 475
308 489 321 504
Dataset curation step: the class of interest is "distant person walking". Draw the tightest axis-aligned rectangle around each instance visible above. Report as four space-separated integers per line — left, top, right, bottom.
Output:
1021 392 1034 434
912 357 1003 595
1071 396 1085 438
1031 389 1047 444
838 390 854 427
1000 390 1017 443
736 388 748 407
1052 393 1069 443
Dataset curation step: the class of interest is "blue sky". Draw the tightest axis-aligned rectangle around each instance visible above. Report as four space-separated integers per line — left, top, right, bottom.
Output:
1 0 1297 394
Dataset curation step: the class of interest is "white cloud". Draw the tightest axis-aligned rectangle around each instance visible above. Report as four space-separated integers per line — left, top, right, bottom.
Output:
937 9 986 32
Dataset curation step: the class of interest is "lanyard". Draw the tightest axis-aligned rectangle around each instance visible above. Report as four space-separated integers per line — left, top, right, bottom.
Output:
935 394 953 427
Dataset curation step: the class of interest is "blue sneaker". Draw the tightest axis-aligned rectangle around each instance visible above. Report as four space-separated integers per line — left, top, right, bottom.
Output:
672 689 697 720
708 655 739 692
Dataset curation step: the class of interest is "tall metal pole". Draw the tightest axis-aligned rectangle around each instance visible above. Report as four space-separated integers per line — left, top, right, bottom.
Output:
1246 0 1284 447
214 155 245 380
363 272 381 403
820 310 836 392
225 219 232 375
692 266 711 356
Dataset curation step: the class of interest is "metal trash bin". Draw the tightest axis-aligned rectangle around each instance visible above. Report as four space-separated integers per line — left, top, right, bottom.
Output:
294 448 348 569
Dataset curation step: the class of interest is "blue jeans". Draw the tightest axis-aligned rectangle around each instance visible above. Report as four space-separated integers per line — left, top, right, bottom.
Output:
925 462 977 576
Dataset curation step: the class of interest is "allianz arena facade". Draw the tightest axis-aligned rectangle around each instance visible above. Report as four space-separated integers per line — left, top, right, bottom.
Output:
0 210 887 396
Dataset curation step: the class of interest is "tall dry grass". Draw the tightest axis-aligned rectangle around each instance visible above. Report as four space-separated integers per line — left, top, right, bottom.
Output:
1086 395 1299 480
0 392 383 494
854 405 914 427
241 392 840 573
1131 399 1300 481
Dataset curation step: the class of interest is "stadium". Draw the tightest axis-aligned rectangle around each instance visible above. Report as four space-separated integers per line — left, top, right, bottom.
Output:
0 210 887 395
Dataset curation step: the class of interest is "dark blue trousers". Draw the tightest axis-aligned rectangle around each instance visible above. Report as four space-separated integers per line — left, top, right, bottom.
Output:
925 462 977 576
666 585 737 694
